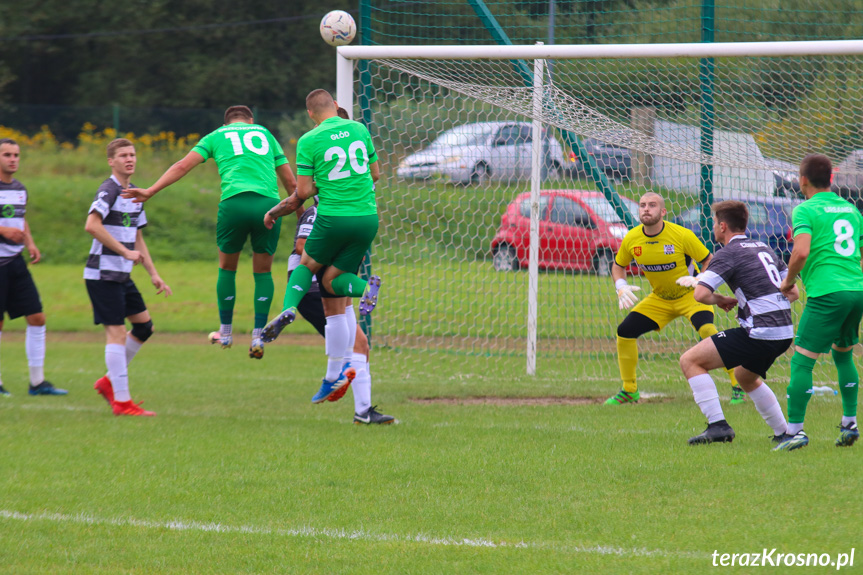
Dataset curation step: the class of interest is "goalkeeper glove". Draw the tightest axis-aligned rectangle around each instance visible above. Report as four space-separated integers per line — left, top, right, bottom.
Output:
675 275 701 288
615 278 641 310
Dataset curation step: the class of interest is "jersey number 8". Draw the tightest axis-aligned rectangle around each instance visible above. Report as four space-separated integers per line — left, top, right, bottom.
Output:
833 219 857 257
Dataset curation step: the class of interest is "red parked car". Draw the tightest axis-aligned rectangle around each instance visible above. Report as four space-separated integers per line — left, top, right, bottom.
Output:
491 190 639 274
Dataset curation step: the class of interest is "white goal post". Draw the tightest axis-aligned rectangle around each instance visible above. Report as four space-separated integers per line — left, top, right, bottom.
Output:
334 40 863 385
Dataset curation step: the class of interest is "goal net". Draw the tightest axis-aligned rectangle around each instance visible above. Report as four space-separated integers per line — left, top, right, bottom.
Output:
336 41 863 390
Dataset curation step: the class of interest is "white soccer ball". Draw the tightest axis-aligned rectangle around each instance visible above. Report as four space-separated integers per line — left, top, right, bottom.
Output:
208 331 221 345
319 10 356 47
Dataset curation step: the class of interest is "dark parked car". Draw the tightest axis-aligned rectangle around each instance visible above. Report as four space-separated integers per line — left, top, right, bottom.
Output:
565 137 632 181
673 194 802 262
491 190 639 274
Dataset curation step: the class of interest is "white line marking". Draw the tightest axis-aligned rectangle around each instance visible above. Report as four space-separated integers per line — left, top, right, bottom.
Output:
0 509 706 559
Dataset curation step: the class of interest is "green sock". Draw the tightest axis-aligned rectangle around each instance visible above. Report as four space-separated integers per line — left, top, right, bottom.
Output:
787 352 817 424
832 348 859 418
330 273 368 297
283 265 313 311
217 268 237 326
253 272 274 329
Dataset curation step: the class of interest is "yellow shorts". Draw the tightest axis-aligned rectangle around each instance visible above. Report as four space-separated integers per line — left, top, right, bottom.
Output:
631 293 714 331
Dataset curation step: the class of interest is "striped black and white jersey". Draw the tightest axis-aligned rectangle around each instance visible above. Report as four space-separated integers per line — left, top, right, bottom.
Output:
0 178 28 266
288 206 319 293
84 176 147 282
697 235 793 340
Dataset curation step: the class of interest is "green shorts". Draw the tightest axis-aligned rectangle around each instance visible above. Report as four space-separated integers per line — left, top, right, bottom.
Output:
304 213 378 273
216 192 282 255
795 290 863 353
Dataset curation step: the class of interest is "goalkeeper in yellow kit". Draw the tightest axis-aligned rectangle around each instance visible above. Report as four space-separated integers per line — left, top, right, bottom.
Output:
607 193 743 405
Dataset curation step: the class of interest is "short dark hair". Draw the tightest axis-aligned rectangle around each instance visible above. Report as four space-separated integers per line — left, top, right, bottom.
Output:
712 200 748 232
106 138 134 158
306 89 335 114
0 138 18 147
336 107 350 120
800 153 833 189
224 105 253 124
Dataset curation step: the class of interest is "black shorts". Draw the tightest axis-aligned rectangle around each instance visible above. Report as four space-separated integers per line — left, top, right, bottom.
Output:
711 327 792 379
0 254 43 320
297 290 326 337
86 279 147 326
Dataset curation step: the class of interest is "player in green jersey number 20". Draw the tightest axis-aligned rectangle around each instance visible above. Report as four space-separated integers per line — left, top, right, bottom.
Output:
261 89 381 345
123 106 298 360
775 154 863 451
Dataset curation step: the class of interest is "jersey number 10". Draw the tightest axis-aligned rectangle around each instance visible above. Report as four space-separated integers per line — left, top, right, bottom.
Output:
224 131 270 156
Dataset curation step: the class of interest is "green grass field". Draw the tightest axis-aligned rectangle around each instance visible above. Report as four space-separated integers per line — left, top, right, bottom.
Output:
0 263 860 573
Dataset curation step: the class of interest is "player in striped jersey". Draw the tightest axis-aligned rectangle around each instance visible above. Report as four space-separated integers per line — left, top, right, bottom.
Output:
0 138 66 397
677 201 796 445
85 139 172 416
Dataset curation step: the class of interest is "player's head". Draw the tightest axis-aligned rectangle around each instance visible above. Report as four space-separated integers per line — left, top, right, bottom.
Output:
638 192 666 226
336 107 350 120
224 105 254 125
799 153 832 193
712 200 748 244
106 138 136 178
0 138 20 178
306 89 337 122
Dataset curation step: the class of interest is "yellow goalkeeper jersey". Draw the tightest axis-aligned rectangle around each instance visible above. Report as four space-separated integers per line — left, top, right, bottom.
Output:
615 221 710 301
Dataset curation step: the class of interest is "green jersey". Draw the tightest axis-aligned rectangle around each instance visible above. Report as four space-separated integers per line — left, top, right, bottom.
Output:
192 122 288 202
792 191 863 298
295 116 377 217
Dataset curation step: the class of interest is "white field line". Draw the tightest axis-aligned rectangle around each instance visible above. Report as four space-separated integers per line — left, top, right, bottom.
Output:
0 509 706 560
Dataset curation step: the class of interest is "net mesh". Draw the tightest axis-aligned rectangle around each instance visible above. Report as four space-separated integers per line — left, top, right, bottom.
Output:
356 49 863 389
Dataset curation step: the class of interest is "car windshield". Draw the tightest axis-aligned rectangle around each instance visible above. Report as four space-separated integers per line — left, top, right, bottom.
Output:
582 196 638 223
430 126 493 148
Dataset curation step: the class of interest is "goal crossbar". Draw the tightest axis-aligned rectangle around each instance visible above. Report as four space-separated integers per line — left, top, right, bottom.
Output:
339 40 863 61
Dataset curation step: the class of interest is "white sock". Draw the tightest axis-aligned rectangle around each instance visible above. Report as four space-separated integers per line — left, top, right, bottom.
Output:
220 324 232 338
106 344 130 402
787 422 805 435
351 352 371 414
841 416 857 428
324 314 348 381
26 325 46 386
125 335 143 366
252 328 262 340
344 305 357 359
688 373 725 424
747 383 787 436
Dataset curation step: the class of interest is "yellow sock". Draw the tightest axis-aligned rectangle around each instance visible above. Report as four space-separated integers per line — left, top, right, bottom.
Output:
697 323 739 388
617 336 638 393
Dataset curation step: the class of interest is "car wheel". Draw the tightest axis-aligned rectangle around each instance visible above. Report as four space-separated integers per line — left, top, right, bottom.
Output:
493 245 519 271
470 163 490 185
593 249 615 276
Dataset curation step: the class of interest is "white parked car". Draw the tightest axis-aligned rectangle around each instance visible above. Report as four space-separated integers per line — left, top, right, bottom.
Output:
397 122 566 185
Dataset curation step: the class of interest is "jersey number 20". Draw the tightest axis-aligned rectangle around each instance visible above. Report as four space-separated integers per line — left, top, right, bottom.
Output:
325 142 369 181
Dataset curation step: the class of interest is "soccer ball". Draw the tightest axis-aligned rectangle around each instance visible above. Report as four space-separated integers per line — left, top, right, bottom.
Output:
208 331 221 345
319 10 356 46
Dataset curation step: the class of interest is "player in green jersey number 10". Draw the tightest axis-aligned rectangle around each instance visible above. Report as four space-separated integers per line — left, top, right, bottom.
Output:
261 89 381 347
123 105 297 360
775 153 863 451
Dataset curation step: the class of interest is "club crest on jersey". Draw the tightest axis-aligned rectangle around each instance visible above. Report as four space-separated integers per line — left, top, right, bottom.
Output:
664 244 675 255
633 246 642 256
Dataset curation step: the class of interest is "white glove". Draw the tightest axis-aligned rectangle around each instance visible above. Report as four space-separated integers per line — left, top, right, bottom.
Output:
615 279 641 310
675 275 701 288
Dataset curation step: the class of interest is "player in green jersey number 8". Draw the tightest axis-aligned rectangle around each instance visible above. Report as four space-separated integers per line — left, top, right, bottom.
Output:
775 154 863 451
261 89 381 345
123 105 298 360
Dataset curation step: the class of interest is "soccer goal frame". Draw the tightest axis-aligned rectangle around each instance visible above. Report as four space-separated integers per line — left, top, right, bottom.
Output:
336 40 863 378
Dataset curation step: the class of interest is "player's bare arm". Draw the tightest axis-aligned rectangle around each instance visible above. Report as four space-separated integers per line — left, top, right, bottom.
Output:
780 232 810 297
85 212 143 264
0 225 25 245
123 151 204 203
135 229 171 296
276 163 298 193
699 253 712 271
22 219 40 263
693 284 737 312
370 160 380 183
